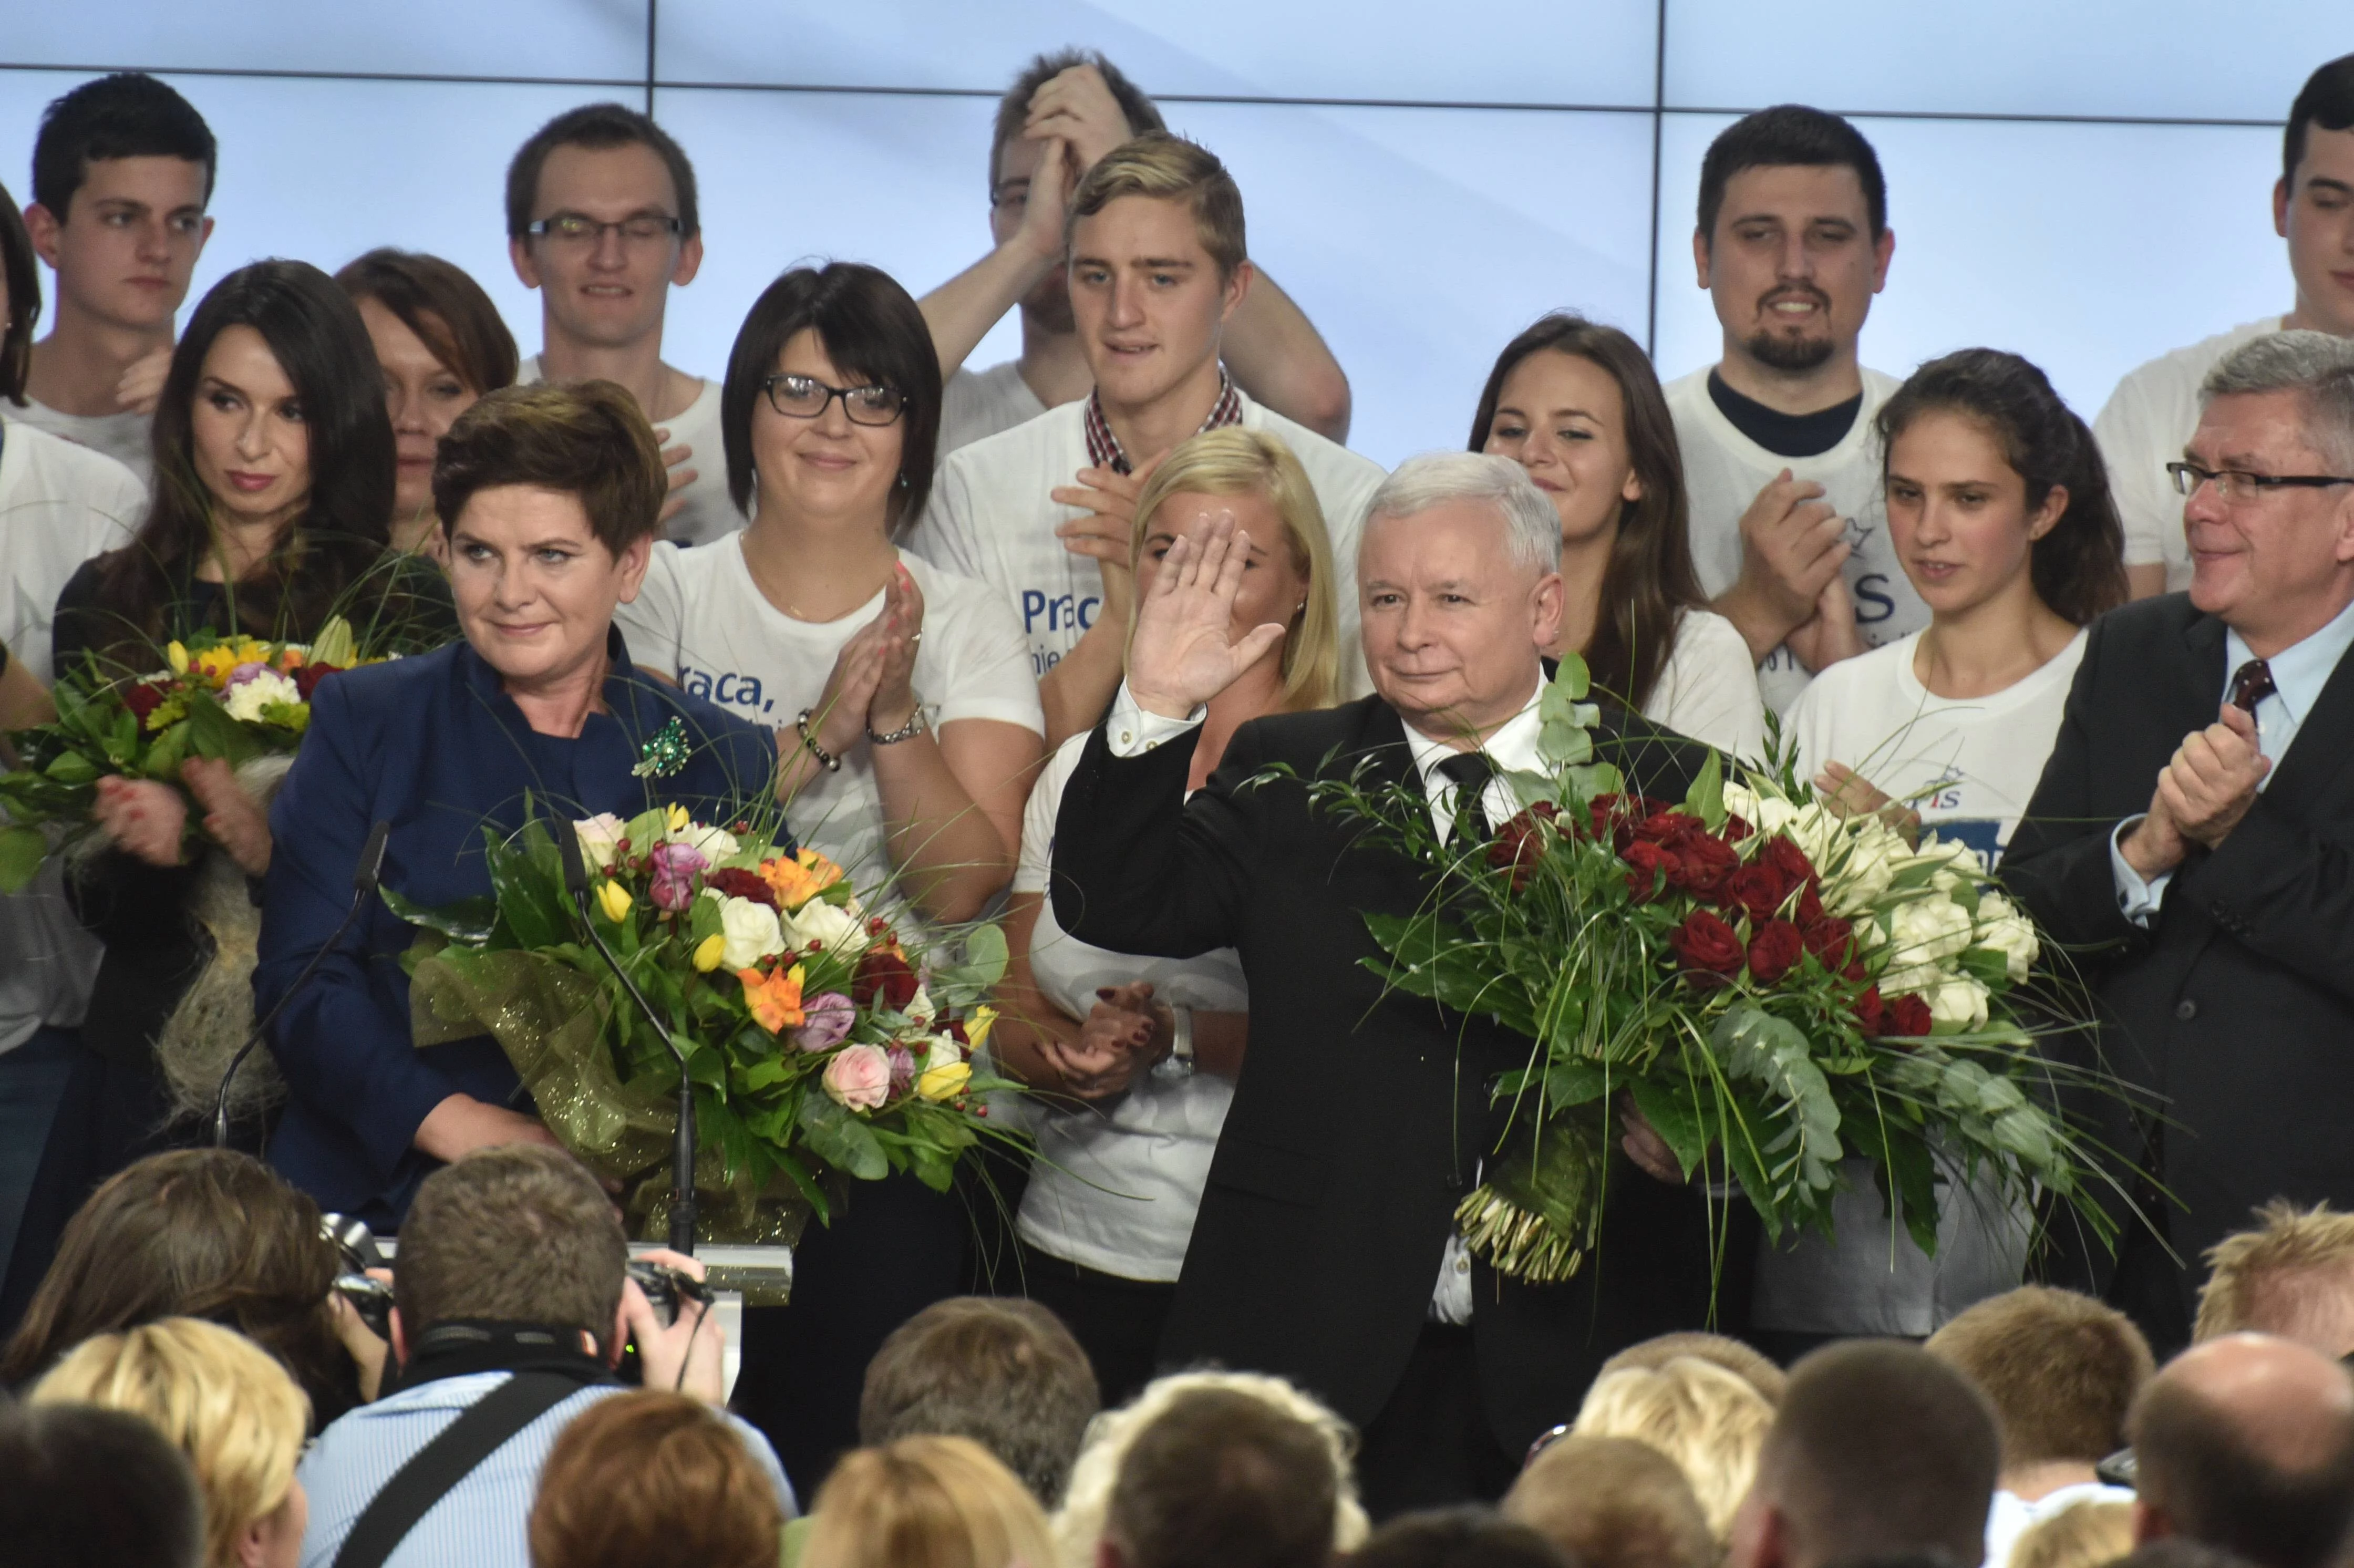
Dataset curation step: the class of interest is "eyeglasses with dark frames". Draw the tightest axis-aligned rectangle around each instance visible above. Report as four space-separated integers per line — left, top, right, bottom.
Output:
762 374 907 427
524 212 685 246
2167 460 2354 504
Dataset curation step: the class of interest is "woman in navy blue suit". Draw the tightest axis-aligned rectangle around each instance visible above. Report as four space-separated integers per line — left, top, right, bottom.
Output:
254 380 777 1228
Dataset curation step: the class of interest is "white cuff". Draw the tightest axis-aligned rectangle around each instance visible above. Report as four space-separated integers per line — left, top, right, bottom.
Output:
2110 817 2173 928
1106 681 1205 758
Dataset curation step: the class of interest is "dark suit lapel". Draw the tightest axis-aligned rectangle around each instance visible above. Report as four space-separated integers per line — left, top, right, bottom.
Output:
1352 699 1419 793
2178 612 2229 735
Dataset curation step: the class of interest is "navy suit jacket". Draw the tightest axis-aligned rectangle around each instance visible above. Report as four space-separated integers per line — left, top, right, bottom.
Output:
256 633 778 1227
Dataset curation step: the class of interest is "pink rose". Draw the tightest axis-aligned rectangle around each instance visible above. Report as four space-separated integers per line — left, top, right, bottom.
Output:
648 841 709 912
822 1043 892 1112
885 1045 918 1098
792 992 856 1054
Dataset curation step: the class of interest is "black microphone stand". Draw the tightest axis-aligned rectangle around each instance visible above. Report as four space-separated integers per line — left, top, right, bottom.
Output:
215 820 390 1149
557 827 697 1256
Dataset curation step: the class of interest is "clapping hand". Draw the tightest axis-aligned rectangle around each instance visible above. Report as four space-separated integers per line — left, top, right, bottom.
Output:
653 428 697 530
1784 570 1864 674
1023 62 1139 171
92 775 188 866
1041 982 1168 1100
1052 453 1162 630
2160 700 2269 851
802 565 925 761
1126 516 1286 719
1814 761 1921 847
183 757 274 875
1736 470 1849 643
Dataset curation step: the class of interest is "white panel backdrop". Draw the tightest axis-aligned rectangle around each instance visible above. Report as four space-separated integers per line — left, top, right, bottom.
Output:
6 2 2353 467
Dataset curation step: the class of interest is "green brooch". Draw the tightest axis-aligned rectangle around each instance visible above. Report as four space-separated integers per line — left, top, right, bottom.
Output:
631 715 692 779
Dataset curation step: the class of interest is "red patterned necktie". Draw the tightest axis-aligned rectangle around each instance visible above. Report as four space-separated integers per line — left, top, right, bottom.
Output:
2228 658 2276 714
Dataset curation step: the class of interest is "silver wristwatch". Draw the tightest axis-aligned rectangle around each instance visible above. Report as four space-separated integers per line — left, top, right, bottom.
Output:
866 697 928 746
1151 1004 1196 1081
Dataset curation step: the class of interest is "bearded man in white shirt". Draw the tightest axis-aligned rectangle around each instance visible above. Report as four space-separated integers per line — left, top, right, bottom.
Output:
1668 106 1922 715
2099 53 2354 599
910 131 1385 747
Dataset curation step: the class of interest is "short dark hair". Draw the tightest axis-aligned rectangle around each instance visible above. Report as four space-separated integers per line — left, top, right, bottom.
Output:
0 1150 354 1425
1505 1435 1716 1568
991 50 1165 188
2130 1368 2354 1568
433 380 668 555
0 181 38 404
393 1146 628 1348
334 248 520 397
859 1297 1099 1505
1758 1342 1999 1566
0 1401 205 1568
1106 1388 1338 1568
720 262 943 525
30 72 217 218
1926 1286 2154 1469
2285 54 2354 188
1698 105 1887 244
1349 1507 1574 1568
505 102 699 239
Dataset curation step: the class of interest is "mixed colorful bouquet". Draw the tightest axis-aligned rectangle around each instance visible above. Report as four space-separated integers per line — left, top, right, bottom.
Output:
389 806 1019 1244
1310 656 2132 1284
0 617 371 890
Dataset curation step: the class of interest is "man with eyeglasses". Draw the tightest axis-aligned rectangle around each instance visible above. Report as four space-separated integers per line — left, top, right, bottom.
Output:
17 72 215 484
2005 331 2354 1359
917 50 1351 457
2098 53 2354 599
506 103 730 544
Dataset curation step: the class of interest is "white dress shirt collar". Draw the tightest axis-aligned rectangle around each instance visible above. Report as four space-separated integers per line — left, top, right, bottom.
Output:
2224 591 2354 761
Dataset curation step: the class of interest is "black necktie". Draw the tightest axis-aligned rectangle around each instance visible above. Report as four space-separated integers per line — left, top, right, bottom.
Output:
1436 751 1496 843
2229 658 2276 714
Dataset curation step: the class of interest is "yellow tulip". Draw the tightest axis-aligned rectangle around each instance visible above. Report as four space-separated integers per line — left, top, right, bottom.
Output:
917 1060 973 1102
665 803 691 832
595 879 633 923
693 934 726 972
964 1004 997 1054
166 641 189 675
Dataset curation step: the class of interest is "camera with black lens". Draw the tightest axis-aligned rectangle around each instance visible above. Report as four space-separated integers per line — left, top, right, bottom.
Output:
617 1259 710 1385
322 1213 394 1339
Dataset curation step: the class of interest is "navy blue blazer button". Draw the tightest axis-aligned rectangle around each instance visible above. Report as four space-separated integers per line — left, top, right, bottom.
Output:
2175 998 2198 1021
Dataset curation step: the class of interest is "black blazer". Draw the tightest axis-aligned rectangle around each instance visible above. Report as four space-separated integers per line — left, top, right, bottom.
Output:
2002 594 2354 1321
1050 692 1740 1448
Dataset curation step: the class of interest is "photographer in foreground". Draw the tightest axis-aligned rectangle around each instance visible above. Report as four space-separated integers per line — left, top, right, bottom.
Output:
296 1145 792 1568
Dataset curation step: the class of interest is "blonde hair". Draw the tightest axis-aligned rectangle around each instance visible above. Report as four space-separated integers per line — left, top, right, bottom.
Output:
1129 427 1340 714
1067 131 1246 280
801 1435 1055 1568
2196 1200 2354 1348
1051 1370 1368 1568
1574 1355 1774 1542
2005 1499 2135 1568
31 1317 309 1568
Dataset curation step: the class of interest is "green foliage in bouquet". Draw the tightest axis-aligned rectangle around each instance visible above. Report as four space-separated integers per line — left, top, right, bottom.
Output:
1300 655 2145 1284
387 803 1023 1243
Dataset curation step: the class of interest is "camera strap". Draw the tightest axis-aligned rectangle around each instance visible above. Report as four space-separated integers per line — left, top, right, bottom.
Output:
334 1325 616 1568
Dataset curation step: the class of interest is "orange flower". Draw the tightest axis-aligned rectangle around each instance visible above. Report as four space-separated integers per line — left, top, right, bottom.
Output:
758 847 846 910
738 963 808 1033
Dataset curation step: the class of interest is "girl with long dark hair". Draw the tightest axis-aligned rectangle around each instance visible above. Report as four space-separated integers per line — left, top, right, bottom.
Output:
1472 313 1764 756
1754 346 2128 1355
1 261 453 1331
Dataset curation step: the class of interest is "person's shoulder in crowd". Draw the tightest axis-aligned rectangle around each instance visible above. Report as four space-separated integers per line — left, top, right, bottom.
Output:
0 415 147 515
940 359 1048 455
1241 394 1386 489
2100 317 2284 415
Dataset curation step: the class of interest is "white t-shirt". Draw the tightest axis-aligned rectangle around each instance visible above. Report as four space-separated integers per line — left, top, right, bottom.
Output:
5 396 151 486
1754 626 2084 1335
1006 733 1240 1282
613 538 1043 911
941 360 1048 456
1666 366 1921 715
1645 608 1767 757
2093 316 2282 592
1786 627 2087 875
521 356 740 547
1984 1483 2136 1568
906 388 1386 699
0 418 140 1053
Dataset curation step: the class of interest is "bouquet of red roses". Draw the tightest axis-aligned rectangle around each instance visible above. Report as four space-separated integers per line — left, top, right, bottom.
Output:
1307 656 2135 1284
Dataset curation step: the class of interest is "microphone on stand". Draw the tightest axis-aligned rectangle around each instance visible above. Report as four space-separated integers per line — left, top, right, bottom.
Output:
556 823 697 1256
214 820 391 1149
